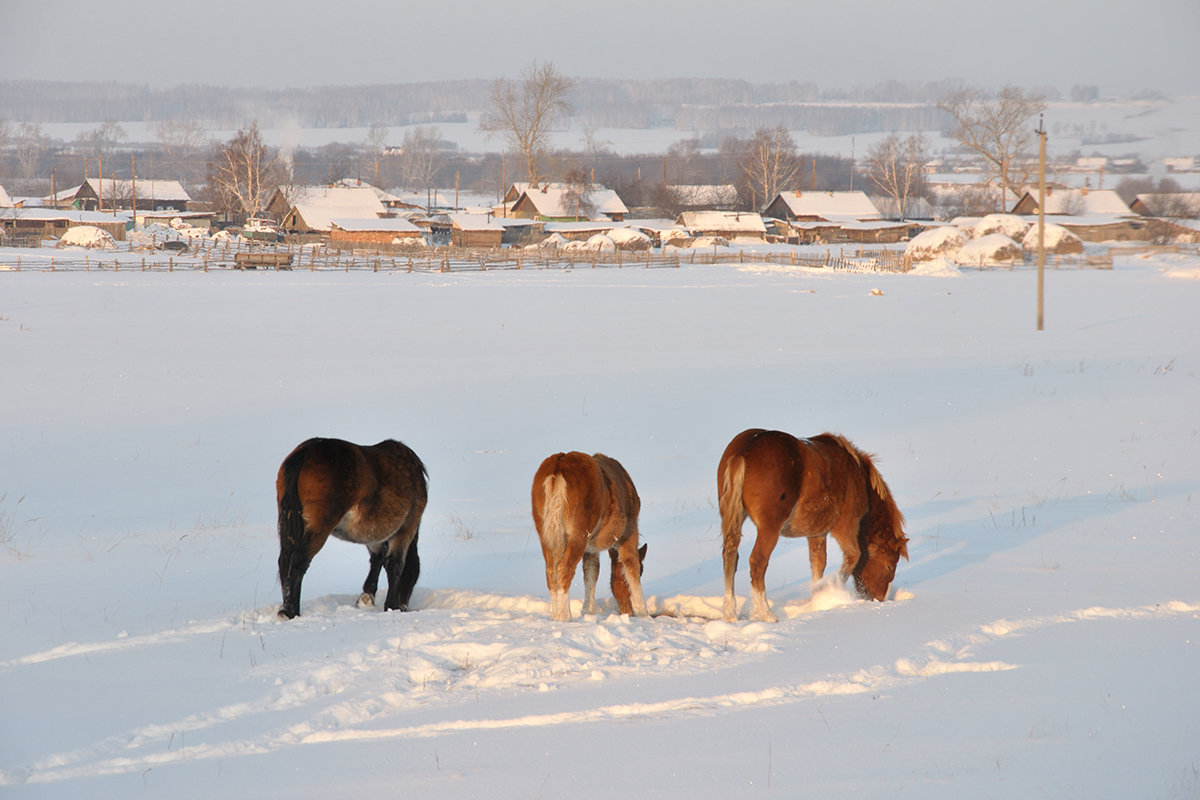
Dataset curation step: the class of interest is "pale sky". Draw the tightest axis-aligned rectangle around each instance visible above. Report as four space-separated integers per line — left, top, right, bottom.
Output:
4 0 1198 95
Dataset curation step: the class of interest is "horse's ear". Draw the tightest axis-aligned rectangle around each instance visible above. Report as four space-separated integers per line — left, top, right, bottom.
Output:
898 536 910 561
638 543 648 561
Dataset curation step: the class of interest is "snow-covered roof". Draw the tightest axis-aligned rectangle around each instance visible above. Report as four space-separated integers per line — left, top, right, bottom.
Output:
1015 188 1131 216
512 183 628 219
329 216 422 233
447 213 503 232
287 186 387 231
82 178 191 202
677 211 767 234
332 178 403 205
768 190 882 221
0 208 130 223
0 185 14 208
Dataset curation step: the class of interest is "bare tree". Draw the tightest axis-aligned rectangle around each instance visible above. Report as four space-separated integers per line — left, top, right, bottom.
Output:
207 122 281 219
938 85 1045 207
739 126 801 211
363 122 390 185
479 60 574 185
399 126 443 194
863 133 929 218
561 166 596 220
75 121 128 165
14 122 48 184
155 118 209 184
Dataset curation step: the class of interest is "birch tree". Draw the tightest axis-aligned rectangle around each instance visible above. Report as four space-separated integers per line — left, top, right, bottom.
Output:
739 126 801 211
207 122 280 218
863 133 929 218
479 60 574 185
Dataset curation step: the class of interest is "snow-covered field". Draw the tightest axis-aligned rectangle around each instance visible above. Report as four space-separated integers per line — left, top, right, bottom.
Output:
1 251 1198 797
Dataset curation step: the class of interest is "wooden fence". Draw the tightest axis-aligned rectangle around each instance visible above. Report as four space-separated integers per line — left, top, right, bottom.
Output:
5 239 1192 274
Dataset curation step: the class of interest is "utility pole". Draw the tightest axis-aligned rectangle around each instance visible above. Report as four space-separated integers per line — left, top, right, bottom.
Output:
1036 114 1047 332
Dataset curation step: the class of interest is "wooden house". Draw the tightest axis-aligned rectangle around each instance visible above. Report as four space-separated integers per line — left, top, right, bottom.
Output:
507 183 628 222
0 208 129 242
448 213 503 248
57 178 191 213
328 216 424 246
676 211 766 241
762 190 882 222
278 186 389 233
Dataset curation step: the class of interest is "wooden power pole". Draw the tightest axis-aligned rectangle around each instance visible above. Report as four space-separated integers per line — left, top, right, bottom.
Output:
1036 115 1047 332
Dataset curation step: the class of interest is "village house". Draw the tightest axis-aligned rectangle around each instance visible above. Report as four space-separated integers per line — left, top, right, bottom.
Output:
506 182 628 222
328 216 424 246
51 178 191 213
448 213 504 248
0 208 130 242
676 211 766 241
762 190 882 223
1129 193 1200 218
274 186 389 233
1010 187 1147 242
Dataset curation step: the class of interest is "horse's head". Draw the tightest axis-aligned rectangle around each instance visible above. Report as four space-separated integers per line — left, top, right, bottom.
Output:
610 542 648 614
853 534 909 601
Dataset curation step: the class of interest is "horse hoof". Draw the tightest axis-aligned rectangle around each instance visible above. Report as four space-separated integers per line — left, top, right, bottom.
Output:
357 593 376 609
277 608 297 620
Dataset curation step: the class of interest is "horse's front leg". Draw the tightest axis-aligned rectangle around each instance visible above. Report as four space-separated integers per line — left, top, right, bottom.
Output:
581 551 601 615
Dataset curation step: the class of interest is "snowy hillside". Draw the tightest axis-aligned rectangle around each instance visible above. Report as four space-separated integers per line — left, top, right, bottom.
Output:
1 253 1198 797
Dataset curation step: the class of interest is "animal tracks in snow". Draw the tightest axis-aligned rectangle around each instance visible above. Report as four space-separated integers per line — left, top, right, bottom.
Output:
2 593 1196 786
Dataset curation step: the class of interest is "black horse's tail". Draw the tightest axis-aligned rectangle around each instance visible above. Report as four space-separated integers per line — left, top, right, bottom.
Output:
277 447 308 550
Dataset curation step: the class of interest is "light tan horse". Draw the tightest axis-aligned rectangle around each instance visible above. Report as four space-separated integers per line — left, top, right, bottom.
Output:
718 429 908 622
532 452 649 621
276 438 427 619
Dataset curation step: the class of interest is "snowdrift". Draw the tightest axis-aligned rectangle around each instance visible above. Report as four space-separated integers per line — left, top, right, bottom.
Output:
904 226 966 261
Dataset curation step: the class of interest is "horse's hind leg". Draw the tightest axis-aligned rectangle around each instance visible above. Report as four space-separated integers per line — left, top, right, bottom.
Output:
359 545 386 608
581 551 601 615
747 525 781 622
278 529 330 619
382 528 421 612
808 535 828 584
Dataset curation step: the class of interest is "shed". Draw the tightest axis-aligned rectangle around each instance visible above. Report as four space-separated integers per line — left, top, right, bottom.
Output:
448 213 504 248
329 216 424 246
676 211 766 241
278 186 389 233
0 208 129 242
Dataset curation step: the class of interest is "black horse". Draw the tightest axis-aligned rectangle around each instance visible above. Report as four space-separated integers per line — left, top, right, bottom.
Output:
276 438 427 619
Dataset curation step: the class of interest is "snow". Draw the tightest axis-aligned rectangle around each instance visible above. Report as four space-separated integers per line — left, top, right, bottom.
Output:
1 251 1198 798
1021 222 1084 254
972 213 1029 240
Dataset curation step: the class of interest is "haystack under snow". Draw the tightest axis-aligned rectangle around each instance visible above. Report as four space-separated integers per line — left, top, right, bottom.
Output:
606 227 652 251
957 234 1024 266
905 226 967 261
973 213 1028 240
57 225 117 249
1020 222 1084 254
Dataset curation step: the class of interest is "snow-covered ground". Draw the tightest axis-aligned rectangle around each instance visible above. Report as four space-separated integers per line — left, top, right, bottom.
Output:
1 250 1198 797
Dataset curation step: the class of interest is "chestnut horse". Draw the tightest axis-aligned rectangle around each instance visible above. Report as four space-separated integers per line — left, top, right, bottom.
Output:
532 452 649 621
276 438 427 619
718 429 908 622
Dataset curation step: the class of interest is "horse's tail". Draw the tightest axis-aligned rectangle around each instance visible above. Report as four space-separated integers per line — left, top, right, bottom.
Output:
718 454 748 548
538 472 570 551
842 440 908 560
277 447 308 550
